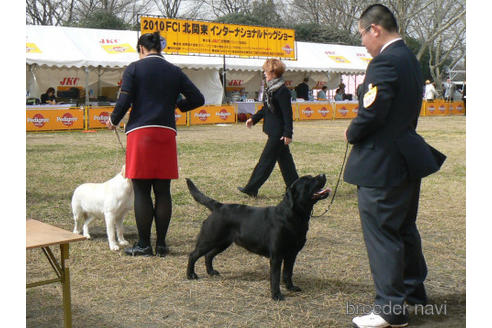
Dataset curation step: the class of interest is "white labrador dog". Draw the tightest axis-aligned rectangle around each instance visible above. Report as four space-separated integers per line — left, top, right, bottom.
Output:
72 165 133 251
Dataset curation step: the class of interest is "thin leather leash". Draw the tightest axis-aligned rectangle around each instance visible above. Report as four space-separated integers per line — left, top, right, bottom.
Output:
114 128 126 153
311 141 349 218
112 128 126 170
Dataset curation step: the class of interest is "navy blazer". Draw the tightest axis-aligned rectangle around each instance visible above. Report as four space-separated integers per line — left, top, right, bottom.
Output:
110 54 204 133
251 84 294 139
343 40 444 187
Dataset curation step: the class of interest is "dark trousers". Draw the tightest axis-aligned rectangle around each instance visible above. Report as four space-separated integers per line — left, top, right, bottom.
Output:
243 136 299 193
132 179 172 248
357 179 427 324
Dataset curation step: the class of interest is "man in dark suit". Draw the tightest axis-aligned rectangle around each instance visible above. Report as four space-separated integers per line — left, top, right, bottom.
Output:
343 5 445 328
295 77 310 100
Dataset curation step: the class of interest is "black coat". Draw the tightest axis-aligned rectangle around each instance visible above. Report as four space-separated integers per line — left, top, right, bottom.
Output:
110 54 204 133
251 84 293 139
343 40 445 187
295 82 309 100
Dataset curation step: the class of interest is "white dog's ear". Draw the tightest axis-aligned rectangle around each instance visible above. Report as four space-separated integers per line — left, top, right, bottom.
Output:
121 165 126 177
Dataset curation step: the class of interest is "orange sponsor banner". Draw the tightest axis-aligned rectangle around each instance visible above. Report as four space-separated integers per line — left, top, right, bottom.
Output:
27 108 84 131
425 100 448 116
254 103 298 121
88 107 115 129
175 109 187 126
449 101 465 115
420 101 426 116
298 103 334 120
189 105 236 125
436 100 449 115
425 102 437 116
334 102 359 119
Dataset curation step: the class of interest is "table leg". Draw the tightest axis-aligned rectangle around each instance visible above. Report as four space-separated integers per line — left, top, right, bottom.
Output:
60 243 72 328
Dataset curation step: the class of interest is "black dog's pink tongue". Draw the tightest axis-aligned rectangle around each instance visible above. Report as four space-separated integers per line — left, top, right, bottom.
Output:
313 187 331 199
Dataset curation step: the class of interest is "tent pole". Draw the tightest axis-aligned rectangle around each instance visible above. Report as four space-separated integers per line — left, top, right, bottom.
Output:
223 55 226 104
85 67 89 106
97 66 101 100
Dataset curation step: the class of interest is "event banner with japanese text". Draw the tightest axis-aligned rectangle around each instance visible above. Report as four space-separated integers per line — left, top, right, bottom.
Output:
140 16 296 59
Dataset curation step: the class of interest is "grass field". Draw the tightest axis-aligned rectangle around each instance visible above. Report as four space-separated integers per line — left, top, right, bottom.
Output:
26 116 465 327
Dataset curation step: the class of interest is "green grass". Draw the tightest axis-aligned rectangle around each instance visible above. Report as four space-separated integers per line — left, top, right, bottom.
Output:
26 116 465 327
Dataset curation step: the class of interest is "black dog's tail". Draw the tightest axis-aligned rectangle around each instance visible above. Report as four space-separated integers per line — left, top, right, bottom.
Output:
186 178 222 211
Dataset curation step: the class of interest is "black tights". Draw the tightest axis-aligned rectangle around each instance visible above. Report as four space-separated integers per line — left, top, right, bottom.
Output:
132 179 172 248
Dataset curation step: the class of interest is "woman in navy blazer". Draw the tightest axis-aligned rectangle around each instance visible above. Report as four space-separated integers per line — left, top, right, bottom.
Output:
238 58 298 197
107 32 204 257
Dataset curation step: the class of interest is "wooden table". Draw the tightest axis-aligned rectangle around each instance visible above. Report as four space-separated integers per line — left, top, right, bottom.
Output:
26 219 86 328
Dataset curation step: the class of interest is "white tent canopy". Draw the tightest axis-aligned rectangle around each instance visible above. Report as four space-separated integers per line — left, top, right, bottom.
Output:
26 25 370 103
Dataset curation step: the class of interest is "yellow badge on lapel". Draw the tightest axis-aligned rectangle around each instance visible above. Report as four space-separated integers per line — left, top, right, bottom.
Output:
363 85 378 108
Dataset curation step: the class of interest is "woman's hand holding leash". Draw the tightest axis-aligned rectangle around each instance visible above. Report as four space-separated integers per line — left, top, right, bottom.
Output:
245 118 253 128
106 118 116 130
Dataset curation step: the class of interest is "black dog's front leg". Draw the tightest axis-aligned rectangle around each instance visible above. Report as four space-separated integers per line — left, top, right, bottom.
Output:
270 256 284 300
282 253 301 292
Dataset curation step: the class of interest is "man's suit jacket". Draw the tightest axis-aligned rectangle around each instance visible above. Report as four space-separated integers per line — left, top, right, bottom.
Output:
343 40 445 187
251 84 294 139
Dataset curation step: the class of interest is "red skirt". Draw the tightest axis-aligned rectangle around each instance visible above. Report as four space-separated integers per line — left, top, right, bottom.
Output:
126 127 178 179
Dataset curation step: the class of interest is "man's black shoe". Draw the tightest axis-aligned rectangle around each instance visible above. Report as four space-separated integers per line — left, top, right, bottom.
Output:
237 187 258 198
124 243 153 257
155 245 169 257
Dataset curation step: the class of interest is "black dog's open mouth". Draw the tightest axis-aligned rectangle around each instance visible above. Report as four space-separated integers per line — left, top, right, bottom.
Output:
312 186 331 200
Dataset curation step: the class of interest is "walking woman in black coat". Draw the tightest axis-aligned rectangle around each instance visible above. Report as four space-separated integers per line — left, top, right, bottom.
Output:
238 59 299 197
107 32 204 257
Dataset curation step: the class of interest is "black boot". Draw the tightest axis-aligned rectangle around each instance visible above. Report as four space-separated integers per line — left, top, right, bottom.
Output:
124 242 153 257
155 245 170 257
237 187 258 198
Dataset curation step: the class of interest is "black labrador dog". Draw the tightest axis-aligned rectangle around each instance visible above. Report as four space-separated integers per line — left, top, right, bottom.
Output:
186 175 330 300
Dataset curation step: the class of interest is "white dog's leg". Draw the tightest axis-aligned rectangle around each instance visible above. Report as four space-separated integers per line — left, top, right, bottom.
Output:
73 212 84 235
82 216 95 239
104 212 120 251
116 215 129 246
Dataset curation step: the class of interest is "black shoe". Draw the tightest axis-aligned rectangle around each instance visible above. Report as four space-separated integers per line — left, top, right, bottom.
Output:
237 187 258 198
124 243 153 257
155 245 169 257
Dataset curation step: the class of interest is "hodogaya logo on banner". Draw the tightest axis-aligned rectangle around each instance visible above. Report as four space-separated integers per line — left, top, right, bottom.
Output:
99 38 136 54
140 16 296 59
325 51 351 64
26 43 42 53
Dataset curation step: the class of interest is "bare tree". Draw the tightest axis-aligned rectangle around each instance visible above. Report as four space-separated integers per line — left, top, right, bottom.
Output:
153 0 181 18
26 0 77 25
73 0 154 27
199 0 251 18
75 0 134 19
288 0 372 34
289 0 324 24
422 4 465 90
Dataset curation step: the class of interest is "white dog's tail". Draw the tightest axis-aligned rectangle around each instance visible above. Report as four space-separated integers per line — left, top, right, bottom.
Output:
186 179 222 211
